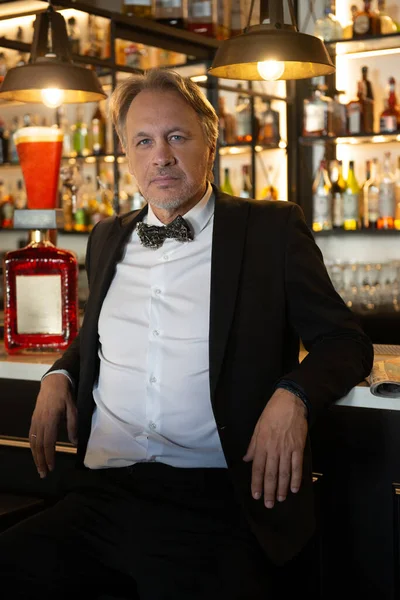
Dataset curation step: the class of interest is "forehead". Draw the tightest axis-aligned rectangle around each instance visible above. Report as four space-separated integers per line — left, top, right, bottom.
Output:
126 89 200 129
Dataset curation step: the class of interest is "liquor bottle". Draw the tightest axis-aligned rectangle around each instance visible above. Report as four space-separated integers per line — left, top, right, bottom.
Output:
395 156 400 230
353 0 380 37
359 66 374 133
14 179 27 210
0 118 9 163
312 160 332 232
331 91 347 136
347 87 363 135
122 0 154 18
187 0 217 37
218 96 237 145
343 161 361 230
363 158 380 229
90 104 106 155
303 82 333 137
0 183 14 229
67 16 81 54
155 0 187 28
380 77 400 133
235 84 252 143
72 106 89 157
378 152 395 229
3 230 79 354
8 116 19 164
343 5 359 38
314 1 343 41
376 0 397 34
220 167 234 195
260 166 279 200
239 165 252 198
258 100 280 145
330 160 345 228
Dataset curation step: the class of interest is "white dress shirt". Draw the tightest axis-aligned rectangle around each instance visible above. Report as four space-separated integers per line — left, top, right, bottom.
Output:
83 184 227 469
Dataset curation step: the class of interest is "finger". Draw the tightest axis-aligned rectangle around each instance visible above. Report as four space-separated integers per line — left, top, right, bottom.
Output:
263 454 279 508
66 402 78 446
251 443 267 500
243 433 256 462
43 420 59 474
31 426 48 479
29 423 40 472
290 450 303 493
276 454 292 502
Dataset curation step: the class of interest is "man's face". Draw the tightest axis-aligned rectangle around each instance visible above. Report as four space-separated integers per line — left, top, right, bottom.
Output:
124 89 214 212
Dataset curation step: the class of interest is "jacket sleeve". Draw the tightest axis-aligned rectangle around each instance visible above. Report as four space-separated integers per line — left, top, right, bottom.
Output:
276 203 374 421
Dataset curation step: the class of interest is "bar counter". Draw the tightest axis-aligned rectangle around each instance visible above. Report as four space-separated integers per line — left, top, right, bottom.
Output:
0 343 398 410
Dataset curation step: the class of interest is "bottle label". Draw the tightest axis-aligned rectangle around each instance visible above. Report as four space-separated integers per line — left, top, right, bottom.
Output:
157 0 181 7
16 275 62 334
192 1 212 18
304 104 325 134
368 189 379 223
380 115 397 133
332 192 344 226
380 182 395 217
125 0 151 5
343 192 359 220
313 193 331 223
354 15 370 35
348 104 362 134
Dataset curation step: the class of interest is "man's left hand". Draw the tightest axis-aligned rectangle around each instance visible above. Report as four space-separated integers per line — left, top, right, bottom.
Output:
243 388 308 508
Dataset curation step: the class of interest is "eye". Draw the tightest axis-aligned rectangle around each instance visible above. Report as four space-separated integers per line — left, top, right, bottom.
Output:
169 135 184 142
137 138 151 146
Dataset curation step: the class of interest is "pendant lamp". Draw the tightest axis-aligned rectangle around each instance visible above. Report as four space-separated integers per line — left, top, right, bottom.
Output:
208 0 335 81
0 3 106 106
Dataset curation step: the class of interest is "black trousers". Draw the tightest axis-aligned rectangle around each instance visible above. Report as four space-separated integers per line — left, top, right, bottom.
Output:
0 462 276 600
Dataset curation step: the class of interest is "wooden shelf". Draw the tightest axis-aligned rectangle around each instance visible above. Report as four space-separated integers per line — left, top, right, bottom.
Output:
314 229 400 237
299 133 400 146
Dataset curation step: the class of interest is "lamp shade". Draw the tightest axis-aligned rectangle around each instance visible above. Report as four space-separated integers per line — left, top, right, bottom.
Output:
0 6 107 104
208 26 335 80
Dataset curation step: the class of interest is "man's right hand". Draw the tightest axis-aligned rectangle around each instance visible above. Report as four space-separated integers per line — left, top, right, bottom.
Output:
29 374 77 478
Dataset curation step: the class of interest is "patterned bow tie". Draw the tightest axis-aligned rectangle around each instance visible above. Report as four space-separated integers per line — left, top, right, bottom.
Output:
136 215 194 249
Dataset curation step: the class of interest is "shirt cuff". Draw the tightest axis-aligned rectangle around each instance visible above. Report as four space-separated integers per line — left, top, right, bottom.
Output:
275 379 311 421
41 369 75 392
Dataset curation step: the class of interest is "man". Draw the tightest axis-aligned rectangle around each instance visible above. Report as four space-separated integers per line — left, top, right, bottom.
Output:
0 69 373 599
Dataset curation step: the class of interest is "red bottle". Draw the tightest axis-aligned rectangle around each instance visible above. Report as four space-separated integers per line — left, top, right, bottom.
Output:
3 229 78 354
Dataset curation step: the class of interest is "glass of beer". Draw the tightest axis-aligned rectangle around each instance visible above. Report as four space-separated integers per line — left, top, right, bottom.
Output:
14 126 63 210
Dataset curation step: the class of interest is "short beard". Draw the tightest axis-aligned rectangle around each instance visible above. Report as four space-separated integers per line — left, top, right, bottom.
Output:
140 179 206 212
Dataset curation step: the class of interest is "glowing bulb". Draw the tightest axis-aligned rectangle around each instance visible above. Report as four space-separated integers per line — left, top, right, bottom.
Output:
257 60 285 81
40 88 65 108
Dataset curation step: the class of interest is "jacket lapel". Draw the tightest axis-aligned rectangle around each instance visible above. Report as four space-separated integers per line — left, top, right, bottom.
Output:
86 204 149 325
209 188 250 400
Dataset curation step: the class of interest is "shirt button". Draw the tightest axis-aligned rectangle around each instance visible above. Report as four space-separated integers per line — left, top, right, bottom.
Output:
162 254 169 261
149 421 157 430
150 376 157 384
153 329 159 337
154 288 161 296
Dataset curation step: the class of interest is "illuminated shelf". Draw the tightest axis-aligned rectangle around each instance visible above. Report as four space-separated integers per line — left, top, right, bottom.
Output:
314 229 400 237
219 140 287 156
299 133 400 146
325 32 400 56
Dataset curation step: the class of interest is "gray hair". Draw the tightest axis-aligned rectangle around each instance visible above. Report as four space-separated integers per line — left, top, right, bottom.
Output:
109 68 218 180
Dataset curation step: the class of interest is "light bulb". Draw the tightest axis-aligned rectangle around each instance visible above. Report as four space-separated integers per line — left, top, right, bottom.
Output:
257 60 285 81
40 88 65 108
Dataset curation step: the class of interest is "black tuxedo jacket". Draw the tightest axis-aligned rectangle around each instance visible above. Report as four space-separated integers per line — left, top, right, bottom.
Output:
49 186 373 565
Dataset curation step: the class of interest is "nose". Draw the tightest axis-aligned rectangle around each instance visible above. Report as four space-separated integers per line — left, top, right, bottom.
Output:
152 140 176 167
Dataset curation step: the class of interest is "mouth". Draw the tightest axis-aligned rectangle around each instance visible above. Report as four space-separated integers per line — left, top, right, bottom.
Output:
152 176 179 183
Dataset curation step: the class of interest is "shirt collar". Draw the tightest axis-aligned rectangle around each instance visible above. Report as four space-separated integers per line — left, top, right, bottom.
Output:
146 182 214 237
